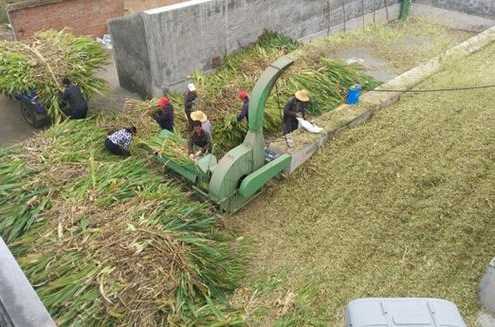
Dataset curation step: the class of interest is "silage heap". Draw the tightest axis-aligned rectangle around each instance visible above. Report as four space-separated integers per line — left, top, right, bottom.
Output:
0 30 108 122
0 118 245 326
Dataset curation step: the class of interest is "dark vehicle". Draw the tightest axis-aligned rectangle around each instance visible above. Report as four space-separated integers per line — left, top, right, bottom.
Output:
14 91 50 128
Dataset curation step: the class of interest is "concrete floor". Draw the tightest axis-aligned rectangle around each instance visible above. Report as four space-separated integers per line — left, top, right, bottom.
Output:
334 47 399 82
0 96 37 146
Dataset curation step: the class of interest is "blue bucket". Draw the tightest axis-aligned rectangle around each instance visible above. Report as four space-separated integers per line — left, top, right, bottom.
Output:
346 84 362 105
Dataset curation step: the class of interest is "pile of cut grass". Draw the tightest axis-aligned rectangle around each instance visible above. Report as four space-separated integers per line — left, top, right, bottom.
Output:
130 31 377 154
0 117 245 325
227 35 495 326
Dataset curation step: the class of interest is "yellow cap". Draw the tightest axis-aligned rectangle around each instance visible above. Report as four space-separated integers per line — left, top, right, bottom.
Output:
295 90 310 102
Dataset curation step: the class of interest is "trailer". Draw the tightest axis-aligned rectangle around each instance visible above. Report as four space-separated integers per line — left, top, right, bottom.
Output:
13 91 50 128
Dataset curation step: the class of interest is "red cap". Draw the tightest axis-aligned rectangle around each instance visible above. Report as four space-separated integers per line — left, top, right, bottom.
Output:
239 90 249 100
157 97 170 108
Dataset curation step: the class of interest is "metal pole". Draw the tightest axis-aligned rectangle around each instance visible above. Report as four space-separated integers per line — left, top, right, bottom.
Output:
342 0 347 32
400 0 412 20
384 0 390 22
0 237 56 327
327 0 332 36
373 0 377 24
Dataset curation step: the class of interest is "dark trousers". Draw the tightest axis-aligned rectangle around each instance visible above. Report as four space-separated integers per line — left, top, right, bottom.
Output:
283 119 298 135
105 138 128 156
69 105 88 119
185 109 193 129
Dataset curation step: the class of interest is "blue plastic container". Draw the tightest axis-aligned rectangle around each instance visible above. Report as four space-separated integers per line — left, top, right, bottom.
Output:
346 84 362 105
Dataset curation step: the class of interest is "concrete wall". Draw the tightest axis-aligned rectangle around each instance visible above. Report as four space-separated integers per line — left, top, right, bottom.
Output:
7 0 124 40
416 0 495 18
124 0 188 14
109 0 400 97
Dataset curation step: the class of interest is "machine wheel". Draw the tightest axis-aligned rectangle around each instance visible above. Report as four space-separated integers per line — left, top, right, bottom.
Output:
20 103 47 129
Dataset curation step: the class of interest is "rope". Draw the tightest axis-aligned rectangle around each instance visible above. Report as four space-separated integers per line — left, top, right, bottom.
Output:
368 84 495 93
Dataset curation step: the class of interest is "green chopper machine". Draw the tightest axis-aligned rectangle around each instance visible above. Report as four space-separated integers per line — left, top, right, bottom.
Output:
149 56 294 213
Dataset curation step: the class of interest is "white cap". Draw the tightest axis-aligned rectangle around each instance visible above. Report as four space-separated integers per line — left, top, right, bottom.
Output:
187 83 196 92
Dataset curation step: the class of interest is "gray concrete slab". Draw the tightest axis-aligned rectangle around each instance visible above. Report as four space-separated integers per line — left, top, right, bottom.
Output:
0 237 56 327
89 52 141 114
0 96 37 146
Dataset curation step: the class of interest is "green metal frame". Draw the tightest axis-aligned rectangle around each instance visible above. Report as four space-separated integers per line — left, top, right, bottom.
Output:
209 56 295 212
400 0 411 20
151 130 211 188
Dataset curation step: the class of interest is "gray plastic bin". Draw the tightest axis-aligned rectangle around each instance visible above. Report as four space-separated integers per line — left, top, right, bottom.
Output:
345 298 466 327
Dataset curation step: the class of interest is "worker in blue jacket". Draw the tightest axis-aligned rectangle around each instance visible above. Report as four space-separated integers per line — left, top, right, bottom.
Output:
60 78 88 119
237 90 249 123
153 96 174 132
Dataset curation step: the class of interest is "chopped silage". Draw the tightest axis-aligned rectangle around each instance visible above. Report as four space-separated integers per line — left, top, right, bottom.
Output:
227 36 495 326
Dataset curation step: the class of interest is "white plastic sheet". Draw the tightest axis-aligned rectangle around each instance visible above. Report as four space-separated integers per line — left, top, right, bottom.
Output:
297 118 323 134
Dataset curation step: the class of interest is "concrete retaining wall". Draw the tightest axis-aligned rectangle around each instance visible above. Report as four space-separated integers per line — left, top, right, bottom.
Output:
124 0 188 14
109 0 400 97
416 0 495 18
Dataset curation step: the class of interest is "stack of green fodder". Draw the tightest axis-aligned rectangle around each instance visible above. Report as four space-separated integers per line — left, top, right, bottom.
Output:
197 50 379 152
0 30 108 122
0 118 245 326
120 31 377 161
126 32 378 155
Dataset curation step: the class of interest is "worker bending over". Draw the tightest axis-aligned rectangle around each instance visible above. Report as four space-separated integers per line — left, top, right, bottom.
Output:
237 90 249 123
153 96 174 132
105 127 137 156
283 90 310 135
61 78 88 119
190 110 212 137
184 83 198 129
188 120 211 160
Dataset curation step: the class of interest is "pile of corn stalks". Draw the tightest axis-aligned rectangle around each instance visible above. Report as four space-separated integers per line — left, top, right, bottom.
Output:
126 32 377 154
0 118 245 326
0 30 108 122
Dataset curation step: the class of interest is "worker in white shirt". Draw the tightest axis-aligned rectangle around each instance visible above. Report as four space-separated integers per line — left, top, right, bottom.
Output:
105 127 137 156
190 111 212 138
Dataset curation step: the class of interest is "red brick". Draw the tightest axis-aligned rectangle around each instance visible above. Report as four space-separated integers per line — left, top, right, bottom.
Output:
8 0 125 39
